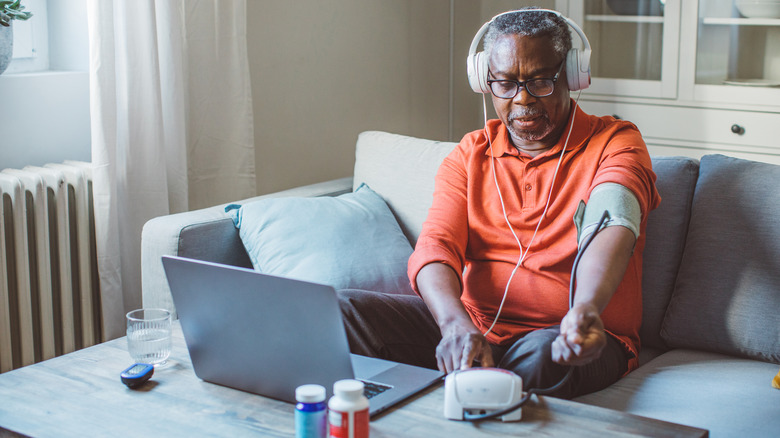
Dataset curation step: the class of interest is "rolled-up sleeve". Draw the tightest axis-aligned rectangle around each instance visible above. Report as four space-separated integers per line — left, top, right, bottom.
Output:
589 124 660 222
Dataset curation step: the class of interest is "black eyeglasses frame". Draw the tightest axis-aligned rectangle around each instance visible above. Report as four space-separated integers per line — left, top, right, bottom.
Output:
486 60 566 99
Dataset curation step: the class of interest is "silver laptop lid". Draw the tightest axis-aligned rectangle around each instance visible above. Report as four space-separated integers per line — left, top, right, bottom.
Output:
162 255 355 403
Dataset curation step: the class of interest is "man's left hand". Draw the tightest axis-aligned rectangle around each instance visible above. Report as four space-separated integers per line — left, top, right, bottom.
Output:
551 303 607 366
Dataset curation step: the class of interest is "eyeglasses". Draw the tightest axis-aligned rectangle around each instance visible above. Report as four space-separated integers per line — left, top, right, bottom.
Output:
486 61 565 99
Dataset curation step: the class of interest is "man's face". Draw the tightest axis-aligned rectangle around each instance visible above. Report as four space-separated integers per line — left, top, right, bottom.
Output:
488 34 571 154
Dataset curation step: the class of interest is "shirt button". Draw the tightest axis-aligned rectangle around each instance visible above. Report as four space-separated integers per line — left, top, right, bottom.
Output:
525 184 532 191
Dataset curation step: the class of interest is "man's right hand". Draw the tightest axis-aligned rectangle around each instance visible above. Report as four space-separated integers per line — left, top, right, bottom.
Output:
416 263 495 374
436 321 494 374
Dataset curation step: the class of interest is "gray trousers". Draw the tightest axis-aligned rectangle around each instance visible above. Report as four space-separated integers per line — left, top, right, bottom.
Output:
338 289 628 399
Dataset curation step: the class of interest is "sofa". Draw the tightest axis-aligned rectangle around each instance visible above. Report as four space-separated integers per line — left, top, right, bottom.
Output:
141 131 780 437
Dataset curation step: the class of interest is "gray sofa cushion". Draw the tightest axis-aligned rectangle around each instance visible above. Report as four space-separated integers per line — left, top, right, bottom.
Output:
640 157 699 352
574 349 780 437
661 154 780 363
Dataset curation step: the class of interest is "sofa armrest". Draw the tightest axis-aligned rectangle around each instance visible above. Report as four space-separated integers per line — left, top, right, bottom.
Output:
141 177 353 315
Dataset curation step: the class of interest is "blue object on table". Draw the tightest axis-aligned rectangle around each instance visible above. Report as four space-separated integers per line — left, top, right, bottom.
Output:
120 363 154 389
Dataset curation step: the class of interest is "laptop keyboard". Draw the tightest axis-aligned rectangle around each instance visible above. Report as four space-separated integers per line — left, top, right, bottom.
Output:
360 380 392 399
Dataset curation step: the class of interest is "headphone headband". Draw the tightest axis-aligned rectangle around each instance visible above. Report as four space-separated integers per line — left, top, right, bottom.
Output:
466 8 592 93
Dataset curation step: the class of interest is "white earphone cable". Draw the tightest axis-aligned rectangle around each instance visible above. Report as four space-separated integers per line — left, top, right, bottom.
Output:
482 90 582 338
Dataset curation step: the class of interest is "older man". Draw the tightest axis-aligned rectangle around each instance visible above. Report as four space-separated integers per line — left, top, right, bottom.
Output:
339 8 660 399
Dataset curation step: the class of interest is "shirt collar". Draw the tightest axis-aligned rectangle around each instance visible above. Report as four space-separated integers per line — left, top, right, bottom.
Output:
485 99 591 159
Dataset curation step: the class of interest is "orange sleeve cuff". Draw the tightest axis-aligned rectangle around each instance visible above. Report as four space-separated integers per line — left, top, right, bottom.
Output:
407 239 464 297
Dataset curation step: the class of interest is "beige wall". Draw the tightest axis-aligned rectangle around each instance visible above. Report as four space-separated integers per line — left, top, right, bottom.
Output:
247 0 489 195
247 1 556 195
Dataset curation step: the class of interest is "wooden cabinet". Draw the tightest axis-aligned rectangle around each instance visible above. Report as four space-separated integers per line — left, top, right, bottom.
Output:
580 100 780 164
562 0 780 163
567 0 682 99
467 1 779 163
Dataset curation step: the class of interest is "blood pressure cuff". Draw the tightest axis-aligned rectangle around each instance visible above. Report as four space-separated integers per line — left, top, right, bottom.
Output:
573 182 641 247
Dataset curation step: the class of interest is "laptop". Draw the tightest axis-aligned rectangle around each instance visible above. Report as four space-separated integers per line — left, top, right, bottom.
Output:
161 255 443 417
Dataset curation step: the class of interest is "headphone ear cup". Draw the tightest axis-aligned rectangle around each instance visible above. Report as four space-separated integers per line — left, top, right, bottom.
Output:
565 47 591 91
566 48 581 91
468 51 491 94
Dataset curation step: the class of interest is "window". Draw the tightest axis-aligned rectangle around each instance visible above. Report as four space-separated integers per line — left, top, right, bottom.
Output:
0 0 90 170
6 0 48 73
5 0 88 74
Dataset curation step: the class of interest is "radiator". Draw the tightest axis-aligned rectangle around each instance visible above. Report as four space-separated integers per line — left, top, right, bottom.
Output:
0 161 101 372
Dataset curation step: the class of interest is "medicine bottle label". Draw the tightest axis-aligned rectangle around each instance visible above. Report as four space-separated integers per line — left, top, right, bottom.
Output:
296 408 326 438
328 408 369 438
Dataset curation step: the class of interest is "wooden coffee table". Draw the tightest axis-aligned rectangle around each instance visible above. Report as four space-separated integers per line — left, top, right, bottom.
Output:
0 323 708 437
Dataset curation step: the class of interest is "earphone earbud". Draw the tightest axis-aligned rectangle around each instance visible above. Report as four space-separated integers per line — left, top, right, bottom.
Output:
466 9 592 93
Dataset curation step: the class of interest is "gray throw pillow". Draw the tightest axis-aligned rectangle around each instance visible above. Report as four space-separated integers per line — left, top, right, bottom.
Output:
640 156 699 351
661 154 780 363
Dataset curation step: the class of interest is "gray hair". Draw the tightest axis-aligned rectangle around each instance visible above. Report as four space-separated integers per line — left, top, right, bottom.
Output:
483 8 571 62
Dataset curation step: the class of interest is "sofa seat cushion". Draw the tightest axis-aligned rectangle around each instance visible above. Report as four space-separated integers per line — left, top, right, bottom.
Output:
661 155 780 363
225 183 414 295
574 349 780 437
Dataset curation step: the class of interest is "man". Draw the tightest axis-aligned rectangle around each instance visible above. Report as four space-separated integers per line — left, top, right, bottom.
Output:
339 9 660 399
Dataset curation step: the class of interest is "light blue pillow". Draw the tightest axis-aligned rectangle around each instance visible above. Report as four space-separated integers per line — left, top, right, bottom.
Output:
225 183 414 295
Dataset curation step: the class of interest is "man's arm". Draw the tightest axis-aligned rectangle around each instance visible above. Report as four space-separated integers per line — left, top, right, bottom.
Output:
416 263 495 373
551 225 636 365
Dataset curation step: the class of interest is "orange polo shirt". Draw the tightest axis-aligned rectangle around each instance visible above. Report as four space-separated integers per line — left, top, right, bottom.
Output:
408 103 660 372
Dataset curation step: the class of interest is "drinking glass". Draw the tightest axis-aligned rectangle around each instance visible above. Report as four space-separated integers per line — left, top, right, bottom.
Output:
126 308 172 366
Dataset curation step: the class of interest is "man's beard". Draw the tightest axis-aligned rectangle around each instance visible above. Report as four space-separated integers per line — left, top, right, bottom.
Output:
507 108 553 142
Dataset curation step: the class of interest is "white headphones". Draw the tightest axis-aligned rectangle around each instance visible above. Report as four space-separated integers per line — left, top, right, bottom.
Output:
467 9 592 94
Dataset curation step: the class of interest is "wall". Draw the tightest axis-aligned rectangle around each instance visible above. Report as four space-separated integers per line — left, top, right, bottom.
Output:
246 0 570 195
0 71 90 169
247 0 485 195
0 0 531 193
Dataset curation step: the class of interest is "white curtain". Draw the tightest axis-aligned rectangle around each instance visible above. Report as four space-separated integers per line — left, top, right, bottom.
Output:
87 0 255 340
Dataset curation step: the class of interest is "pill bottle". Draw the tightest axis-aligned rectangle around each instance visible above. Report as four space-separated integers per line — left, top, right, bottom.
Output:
328 379 369 438
295 384 327 438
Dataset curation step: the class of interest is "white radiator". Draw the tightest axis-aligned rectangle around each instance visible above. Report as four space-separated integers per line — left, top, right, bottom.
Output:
0 161 101 372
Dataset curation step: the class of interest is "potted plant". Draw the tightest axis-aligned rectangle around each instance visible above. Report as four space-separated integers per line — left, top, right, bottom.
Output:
1 0 33 75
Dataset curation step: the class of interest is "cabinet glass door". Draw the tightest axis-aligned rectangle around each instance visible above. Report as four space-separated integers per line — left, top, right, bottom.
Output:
567 0 681 98
687 0 780 106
